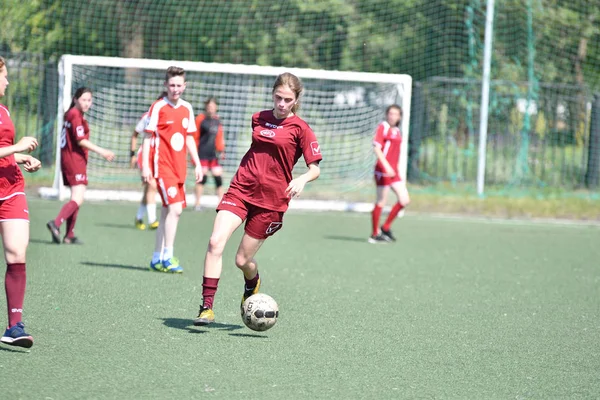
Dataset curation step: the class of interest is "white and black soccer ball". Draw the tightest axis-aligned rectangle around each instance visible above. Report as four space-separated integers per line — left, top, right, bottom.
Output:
241 293 279 332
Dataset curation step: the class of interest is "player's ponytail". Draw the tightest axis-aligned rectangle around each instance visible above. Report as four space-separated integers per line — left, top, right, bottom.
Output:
273 73 303 114
66 87 93 118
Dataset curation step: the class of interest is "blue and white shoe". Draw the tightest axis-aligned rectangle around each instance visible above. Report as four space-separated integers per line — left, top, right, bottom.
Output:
149 260 164 272
162 257 183 274
1 322 33 348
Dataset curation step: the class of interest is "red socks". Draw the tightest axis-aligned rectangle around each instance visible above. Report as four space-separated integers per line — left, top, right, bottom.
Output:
371 204 382 236
382 202 404 231
54 201 79 228
5 263 26 327
202 277 220 309
244 272 259 290
65 206 80 239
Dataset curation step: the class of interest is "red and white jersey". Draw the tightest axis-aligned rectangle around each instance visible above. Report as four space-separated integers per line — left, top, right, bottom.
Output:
0 104 25 199
135 112 153 169
228 110 322 212
61 107 90 172
373 121 401 173
145 98 196 183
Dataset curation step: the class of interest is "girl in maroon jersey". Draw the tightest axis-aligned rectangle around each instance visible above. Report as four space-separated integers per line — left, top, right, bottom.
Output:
193 72 322 326
47 87 115 244
369 104 411 243
0 56 42 348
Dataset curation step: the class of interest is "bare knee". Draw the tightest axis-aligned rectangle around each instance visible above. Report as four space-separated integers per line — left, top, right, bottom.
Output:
5 246 27 264
234 253 251 270
207 234 227 257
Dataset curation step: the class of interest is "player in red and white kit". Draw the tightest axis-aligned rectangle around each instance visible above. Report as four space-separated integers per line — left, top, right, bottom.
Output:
369 104 410 243
0 56 42 348
194 72 322 325
47 87 115 245
141 67 202 273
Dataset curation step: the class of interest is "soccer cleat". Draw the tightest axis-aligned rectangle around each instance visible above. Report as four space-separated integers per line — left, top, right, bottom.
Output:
368 234 389 244
193 306 215 326
149 260 164 272
148 221 159 230
135 219 147 230
46 220 61 244
162 257 183 274
193 205 203 212
380 227 396 242
1 322 33 348
63 236 84 245
241 276 261 308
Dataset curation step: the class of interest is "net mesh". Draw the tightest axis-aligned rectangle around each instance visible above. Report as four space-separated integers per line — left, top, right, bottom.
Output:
1 0 599 198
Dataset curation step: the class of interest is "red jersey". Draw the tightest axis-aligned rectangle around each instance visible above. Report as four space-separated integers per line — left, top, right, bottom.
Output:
228 110 322 212
60 107 90 173
0 104 25 199
145 98 196 183
373 121 401 173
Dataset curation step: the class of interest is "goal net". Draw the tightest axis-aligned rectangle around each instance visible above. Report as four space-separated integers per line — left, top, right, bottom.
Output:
47 55 411 208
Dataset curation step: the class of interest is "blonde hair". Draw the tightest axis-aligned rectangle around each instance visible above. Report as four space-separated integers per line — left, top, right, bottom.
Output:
272 73 303 114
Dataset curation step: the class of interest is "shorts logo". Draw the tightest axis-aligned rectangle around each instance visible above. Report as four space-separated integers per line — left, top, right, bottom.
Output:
265 222 282 235
167 186 178 198
182 118 189 129
221 200 237 207
75 174 86 182
170 132 185 152
310 141 321 155
76 126 85 137
260 130 276 138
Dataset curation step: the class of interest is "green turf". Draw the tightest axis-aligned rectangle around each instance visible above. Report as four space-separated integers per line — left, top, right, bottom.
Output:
1 199 599 399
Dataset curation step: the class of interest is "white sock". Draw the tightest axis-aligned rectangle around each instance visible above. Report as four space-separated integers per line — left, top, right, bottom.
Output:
146 203 157 223
152 252 162 263
162 247 174 261
136 204 146 220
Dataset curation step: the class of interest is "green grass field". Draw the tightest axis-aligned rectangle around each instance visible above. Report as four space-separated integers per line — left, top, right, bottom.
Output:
1 199 599 399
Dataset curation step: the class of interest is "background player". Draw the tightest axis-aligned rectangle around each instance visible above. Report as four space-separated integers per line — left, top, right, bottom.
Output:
141 67 202 273
131 92 167 230
47 87 115 245
193 97 225 211
193 72 322 326
369 104 410 243
0 56 42 348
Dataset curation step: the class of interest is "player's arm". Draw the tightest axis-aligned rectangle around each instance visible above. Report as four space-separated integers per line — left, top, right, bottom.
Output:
141 133 152 182
0 136 38 159
186 134 203 183
14 153 41 172
373 145 395 177
130 130 139 168
285 162 320 198
215 123 225 159
78 139 115 162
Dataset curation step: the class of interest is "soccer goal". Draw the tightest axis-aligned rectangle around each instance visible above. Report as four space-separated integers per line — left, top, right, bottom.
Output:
42 54 411 211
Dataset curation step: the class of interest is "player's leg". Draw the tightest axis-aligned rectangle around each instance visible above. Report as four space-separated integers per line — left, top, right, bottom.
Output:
146 178 159 229
381 181 410 242
135 183 148 230
160 201 184 273
194 166 209 210
235 233 265 306
369 183 390 243
212 165 224 203
63 184 86 244
149 206 167 272
194 209 244 326
0 219 33 348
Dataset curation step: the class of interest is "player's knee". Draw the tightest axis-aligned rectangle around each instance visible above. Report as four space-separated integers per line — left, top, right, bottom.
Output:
4 246 27 264
200 175 208 185
207 235 226 256
213 175 223 188
234 253 251 270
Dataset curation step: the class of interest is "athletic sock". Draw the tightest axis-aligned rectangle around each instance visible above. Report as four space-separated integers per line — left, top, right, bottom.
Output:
146 203 157 223
382 202 404 231
54 200 78 227
162 247 174 261
151 252 161 264
65 206 80 239
5 263 26 327
371 204 382 236
244 272 260 290
202 277 220 309
136 204 146 220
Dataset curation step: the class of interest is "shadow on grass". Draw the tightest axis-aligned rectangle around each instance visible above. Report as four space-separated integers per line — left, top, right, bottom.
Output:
96 223 135 230
0 345 30 353
228 332 268 339
323 235 368 243
29 238 57 245
81 261 148 272
160 317 243 333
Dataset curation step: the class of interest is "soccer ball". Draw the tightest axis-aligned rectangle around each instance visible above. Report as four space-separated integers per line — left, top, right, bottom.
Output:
241 293 279 332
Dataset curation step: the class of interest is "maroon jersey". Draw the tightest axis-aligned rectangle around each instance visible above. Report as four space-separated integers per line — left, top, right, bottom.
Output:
60 107 90 175
0 104 25 199
373 121 401 173
228 110 322 212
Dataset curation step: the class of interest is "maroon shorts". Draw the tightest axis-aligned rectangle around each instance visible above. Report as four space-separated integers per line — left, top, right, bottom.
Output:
62 171 88 186
374 170 401 187
0 194 29 221
157 177 186 208
200 159 220 169
217 192 283 240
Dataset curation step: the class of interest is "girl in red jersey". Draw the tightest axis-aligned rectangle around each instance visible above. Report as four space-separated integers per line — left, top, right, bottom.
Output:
194 72 322 326
0 56 42 348
369 104 411 243
47 87 115 244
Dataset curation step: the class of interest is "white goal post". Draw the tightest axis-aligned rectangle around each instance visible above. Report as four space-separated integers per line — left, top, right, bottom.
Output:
42 54 412 212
